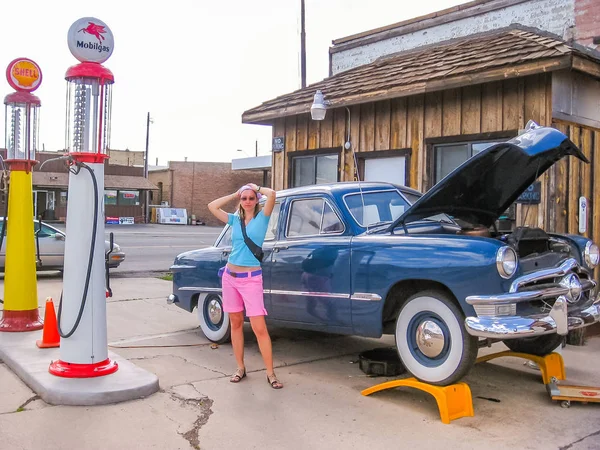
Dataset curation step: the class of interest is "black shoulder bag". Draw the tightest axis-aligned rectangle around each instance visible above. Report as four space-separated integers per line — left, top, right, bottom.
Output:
239 217 265 262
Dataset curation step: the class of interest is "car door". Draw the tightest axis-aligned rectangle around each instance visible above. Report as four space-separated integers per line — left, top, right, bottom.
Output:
36 223 65 269
269 196 352 329
259 201 282 314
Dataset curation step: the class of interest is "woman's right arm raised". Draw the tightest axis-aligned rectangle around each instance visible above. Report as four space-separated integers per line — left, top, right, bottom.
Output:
208 192 238 224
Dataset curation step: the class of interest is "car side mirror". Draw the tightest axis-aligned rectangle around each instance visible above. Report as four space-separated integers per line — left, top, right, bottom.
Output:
54 234 65 241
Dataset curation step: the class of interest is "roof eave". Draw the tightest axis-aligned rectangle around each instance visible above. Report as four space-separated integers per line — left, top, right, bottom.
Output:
242 55 571 125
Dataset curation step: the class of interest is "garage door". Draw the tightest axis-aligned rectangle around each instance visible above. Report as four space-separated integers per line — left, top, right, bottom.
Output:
364 157 405 185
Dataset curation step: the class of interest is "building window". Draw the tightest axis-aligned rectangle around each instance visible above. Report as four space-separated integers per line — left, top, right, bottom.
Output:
291 154 338 187
59 191 68 206
434 141 500 184
105 190 117 206
118 190 140 206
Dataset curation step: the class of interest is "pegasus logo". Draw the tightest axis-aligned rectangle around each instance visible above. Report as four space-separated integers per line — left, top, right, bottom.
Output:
78 22 107 43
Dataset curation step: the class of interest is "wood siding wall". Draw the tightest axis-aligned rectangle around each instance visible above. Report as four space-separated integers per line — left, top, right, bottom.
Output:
272 73 551 192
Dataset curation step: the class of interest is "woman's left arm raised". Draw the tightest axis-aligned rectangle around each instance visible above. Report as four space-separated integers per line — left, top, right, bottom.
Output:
248 183 276 217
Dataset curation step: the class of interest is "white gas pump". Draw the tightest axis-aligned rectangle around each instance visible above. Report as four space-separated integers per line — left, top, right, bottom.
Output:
49 17 117 378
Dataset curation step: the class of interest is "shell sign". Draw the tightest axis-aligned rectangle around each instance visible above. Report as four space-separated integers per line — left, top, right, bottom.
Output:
6 58 42 92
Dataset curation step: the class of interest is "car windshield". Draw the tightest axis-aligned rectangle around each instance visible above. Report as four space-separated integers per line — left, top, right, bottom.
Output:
344 190 412 227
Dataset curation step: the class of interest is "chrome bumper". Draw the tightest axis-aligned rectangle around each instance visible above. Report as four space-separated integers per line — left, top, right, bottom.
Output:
465 296 600 339
465 258 599 339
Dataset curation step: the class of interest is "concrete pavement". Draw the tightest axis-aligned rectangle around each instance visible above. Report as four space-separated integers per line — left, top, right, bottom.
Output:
1 276 600 449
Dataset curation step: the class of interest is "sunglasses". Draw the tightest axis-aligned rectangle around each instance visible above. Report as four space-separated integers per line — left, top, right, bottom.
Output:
240 197 256 201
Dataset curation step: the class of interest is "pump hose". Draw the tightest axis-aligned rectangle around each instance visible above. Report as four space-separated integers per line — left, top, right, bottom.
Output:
57 162 99 338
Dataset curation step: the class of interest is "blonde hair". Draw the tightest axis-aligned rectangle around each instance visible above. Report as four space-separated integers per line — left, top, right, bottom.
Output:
238 202 261 221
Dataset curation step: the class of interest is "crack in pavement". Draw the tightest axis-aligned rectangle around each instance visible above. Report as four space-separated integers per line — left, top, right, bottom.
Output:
17 395 41 411
128 354 228 377
559 429 600 450
169 384 214 450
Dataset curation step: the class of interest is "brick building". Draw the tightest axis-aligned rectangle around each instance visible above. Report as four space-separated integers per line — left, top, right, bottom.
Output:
149 161 270 226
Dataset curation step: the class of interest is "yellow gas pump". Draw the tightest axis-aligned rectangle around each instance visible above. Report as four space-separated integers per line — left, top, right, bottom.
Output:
0 58 43 331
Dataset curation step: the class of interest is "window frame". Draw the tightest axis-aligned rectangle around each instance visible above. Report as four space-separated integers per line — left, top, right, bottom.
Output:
425 131 517 191
356 148 412 185
342 188 413 228
284 196 345 239
287 147 341 188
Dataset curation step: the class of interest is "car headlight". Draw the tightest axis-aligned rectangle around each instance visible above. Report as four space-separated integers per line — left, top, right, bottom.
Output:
584 241 599 268
496 246 518 279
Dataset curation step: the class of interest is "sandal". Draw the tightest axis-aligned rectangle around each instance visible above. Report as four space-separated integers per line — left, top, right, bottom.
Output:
230 368 246 383
267 373 283 389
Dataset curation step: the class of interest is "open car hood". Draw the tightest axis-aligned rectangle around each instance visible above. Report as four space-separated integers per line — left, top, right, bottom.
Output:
391 123 588 229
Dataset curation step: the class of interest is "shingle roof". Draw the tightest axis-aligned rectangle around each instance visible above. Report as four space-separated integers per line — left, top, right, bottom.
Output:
242 27 599 124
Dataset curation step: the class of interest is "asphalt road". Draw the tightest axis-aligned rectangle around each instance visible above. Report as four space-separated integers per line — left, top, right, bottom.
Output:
53 223 224 276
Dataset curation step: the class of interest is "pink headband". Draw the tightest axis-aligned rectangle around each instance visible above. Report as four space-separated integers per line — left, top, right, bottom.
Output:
238 185 262 200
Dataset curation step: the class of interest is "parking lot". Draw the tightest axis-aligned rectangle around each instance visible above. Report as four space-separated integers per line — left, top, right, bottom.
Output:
1 273 599 449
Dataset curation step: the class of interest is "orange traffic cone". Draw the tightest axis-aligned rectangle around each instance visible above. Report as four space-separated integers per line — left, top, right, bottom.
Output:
36 297 60 348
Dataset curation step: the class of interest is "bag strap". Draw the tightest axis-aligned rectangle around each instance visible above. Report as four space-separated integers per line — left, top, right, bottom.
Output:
239 216 262 256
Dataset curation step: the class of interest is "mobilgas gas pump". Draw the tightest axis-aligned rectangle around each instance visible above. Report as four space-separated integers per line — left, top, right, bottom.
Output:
49 17 118 377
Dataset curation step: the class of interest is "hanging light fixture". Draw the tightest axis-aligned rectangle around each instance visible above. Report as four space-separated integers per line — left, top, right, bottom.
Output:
310 90 328 121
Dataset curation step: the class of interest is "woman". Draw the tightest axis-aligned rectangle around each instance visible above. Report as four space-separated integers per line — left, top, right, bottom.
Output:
207 183 283 389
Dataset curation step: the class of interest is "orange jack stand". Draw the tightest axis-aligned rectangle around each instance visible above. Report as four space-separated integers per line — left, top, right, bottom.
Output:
361 377 474 424
476 351 566 385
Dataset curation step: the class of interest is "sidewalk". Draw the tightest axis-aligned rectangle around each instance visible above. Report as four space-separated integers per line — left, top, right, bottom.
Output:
1 276 600 449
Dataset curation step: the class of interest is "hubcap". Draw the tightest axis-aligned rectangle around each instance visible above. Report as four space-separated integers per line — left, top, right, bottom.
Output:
416 320 445 358
208 299 223 325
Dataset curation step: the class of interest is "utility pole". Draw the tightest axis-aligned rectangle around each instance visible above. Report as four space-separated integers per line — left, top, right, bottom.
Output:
300 0 306 88
144 112 151 223
255 140 258 157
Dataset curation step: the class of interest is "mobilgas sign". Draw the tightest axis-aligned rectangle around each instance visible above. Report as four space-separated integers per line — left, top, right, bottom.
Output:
67 17 114 64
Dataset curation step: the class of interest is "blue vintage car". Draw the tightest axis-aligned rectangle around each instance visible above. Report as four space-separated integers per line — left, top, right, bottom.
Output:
169 123 599 386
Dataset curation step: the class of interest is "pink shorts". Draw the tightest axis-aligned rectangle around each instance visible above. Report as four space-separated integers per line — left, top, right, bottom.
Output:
221 269 268 317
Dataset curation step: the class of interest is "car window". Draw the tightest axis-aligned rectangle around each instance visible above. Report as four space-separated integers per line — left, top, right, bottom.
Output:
0 221 57 238
38 224 57 238
265 202 281 241
321 202 344 234
216 226 232 248
344 190 411 227
286 198 343 237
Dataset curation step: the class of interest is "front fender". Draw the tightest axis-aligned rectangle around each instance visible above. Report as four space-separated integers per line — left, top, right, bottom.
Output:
351 234 510 318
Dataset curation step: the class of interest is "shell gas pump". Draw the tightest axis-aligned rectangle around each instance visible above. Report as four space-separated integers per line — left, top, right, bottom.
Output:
0 58 44 332
48 17 118 377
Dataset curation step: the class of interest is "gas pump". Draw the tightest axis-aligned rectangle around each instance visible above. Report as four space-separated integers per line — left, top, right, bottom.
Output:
0 58 43 332
49 17 117 377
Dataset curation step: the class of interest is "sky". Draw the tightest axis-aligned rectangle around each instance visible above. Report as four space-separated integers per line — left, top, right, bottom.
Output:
0 0 467 166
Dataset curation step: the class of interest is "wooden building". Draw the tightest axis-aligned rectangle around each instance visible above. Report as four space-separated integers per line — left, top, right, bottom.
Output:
243 4 600 281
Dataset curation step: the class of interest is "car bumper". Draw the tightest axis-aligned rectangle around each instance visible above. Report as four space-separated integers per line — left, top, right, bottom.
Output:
465 296 600 339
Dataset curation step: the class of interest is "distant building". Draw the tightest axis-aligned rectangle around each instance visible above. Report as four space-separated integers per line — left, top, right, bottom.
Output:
149 160 271 226
0 149 157 223
107 148 145 167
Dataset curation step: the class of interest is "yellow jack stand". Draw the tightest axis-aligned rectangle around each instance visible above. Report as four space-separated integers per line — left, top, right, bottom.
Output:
476 351 566 385
361 377 474 424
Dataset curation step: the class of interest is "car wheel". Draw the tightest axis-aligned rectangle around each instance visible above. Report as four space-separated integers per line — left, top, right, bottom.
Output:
197 293 231 344
395 290 477 386
502 334 564 356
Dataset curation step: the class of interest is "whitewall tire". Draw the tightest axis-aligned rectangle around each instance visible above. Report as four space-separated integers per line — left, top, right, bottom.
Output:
197 293 231 344
395 290 477 385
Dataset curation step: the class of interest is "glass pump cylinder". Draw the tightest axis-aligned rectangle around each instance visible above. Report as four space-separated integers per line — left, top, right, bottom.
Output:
64 63 113 156
4 93 40 162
